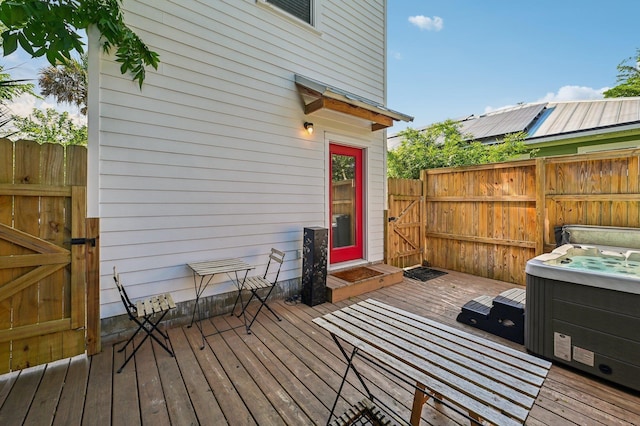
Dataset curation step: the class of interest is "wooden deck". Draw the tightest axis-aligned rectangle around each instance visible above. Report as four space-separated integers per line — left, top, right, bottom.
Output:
1 269 639 425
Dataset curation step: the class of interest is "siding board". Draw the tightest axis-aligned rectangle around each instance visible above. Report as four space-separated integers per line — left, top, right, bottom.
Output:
95 0 388 318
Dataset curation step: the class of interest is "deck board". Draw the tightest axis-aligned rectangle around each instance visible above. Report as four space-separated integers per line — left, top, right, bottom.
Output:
0 365 45 425
23 358 68 426
168 327 224 424
156 335 199 426
83 344 113 426
112 343 141 426
0 269 639 425
135 336 171 426
52 354 88 426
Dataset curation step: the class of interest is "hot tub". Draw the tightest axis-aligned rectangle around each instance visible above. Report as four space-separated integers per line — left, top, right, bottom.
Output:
525 225 640 391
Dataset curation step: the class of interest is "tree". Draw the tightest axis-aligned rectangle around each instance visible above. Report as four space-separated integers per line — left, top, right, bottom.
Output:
387 120 531 179
12 107 87 145
39 54 87 114
0 63 36 136
604 48 640 98
0 64 35 102
332 154 355 181
0 0 159 87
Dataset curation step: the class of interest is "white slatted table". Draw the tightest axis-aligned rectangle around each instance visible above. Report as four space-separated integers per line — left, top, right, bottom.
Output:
188 258 254 348
313 299 552 426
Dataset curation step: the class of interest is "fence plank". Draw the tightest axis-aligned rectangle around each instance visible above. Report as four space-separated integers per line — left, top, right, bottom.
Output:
12 140 42 370
39 143 66 365
71 186 86 329
0 139 13 373
406 149 640 286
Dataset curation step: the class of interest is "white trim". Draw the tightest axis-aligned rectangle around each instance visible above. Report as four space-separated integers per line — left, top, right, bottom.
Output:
255 0 322 34
325 132 370 265
87 25 101 218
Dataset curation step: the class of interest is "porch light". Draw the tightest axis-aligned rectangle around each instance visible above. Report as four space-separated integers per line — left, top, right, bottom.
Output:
304 122 314 134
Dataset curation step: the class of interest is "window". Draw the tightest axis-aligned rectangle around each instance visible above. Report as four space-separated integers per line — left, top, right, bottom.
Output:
264 0 312 24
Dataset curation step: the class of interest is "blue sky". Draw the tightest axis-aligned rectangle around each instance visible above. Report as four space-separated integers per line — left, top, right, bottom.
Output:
386 1 640 133
3 2 639 131
3 40 85 121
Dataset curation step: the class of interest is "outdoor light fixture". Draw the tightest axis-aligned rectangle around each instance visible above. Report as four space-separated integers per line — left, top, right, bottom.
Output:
304 122 314 134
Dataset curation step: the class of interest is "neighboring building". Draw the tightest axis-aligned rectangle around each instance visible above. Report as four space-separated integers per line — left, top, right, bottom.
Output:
88 1 412 329
388 98 640 157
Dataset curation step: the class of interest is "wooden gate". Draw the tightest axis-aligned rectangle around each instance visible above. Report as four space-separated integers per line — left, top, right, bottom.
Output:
386 178 424 268
0 139 93 373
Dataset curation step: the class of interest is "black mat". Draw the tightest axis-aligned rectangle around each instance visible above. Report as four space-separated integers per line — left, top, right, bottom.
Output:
403 267 447 282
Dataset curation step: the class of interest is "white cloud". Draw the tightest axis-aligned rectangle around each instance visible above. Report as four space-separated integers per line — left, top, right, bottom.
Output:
6 94 38 118
6 93 87 125
390 50 403 60
536 85 608 102
483 85 610 114
484 104 516 114
408 15 443 32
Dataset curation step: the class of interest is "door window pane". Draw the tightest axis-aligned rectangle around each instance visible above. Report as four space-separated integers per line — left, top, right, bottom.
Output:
331 153 355 248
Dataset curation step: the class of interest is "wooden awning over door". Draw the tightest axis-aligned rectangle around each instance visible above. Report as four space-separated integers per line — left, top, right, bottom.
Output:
295 74 413 131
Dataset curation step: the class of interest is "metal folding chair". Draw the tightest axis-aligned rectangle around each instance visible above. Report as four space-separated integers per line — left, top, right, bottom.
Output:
113 267 176 373
238 248 285 334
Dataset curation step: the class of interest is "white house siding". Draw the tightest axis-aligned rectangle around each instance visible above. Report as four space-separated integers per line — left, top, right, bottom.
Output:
92 0 388 318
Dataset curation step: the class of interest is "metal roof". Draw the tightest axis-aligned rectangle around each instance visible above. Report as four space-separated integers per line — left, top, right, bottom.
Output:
388 97 640 150
294 74 414 128
527 98 640 139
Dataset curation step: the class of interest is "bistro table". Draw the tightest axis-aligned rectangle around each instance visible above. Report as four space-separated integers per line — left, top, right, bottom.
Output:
313 299 551 425
187 258 254 349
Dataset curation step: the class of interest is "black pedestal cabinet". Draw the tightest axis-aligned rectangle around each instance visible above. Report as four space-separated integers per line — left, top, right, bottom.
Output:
301 227 327 306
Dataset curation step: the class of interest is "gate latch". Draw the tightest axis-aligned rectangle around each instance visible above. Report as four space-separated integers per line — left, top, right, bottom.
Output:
70 238 96 247
388 216 397 222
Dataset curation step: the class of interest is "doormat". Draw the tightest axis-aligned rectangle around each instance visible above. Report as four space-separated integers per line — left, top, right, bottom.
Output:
403 267 447 282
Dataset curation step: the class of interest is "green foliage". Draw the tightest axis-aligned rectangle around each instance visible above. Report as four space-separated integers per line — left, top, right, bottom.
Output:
604 48 640 98
0 0 159 87
0 64 35 103
387 120 532 179
0 64 36 136
332 154 355 181
12 107 87 145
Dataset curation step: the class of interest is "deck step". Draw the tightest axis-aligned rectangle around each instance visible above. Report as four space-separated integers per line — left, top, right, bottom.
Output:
492 288 526 318
456 288 525 344
326 264 403 303
460 295 493 319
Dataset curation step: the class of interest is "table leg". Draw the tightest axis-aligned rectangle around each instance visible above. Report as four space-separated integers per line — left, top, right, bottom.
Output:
230 269 252 334
326 333 374 424
188 272 215 349
410 382 429 426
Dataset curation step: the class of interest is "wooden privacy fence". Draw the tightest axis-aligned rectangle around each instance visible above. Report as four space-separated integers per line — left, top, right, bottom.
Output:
0 139 99 373
387 148 640 286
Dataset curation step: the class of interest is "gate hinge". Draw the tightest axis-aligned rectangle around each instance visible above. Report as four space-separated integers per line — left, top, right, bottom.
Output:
70 237 96 247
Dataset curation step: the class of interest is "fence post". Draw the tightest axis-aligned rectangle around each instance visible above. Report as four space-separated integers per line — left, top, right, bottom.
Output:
86 217 100 355
383 209 388 264
420 169 428 265
535 158 546 255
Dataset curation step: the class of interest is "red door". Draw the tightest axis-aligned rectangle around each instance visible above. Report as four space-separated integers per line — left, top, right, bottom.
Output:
329 144 363 263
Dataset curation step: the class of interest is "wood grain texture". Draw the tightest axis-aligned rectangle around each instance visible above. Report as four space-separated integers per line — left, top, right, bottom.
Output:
1 273 639 425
